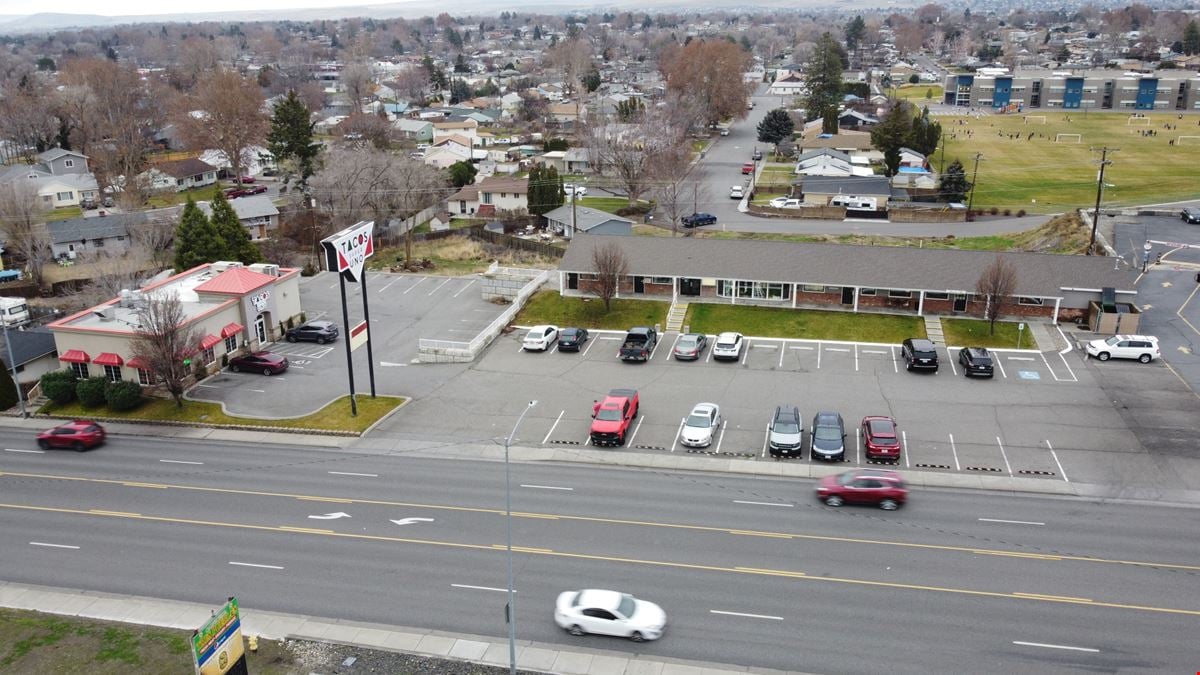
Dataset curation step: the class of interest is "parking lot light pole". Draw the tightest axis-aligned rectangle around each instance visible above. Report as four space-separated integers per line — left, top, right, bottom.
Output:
505 400 537 675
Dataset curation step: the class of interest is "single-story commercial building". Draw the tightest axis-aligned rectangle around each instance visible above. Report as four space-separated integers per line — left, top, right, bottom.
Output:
556 234 1136 323
47 261 302 386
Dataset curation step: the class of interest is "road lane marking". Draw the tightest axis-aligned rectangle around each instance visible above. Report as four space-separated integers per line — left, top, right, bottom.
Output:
948 434 961 471
1046 440 1069 482
733 500 794 507
710 610 784 621
452 584 510 593
280 526 335 534
996 436 1013 476
327 472 378 477
979 518 1045 526
229 561 284 570
3 473 1193 572
1012 641 1099 653
973 550 1062 561
521 484 574 491
5 502 1200 617
5 448 43 454
159 459 203 465
30 542 78 549
542 410 565 444
628 416 644 445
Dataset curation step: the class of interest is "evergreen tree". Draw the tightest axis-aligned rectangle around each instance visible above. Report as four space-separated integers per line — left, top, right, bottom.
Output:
939 159 971 203
544 166 564 214
907 105 941 156
449 79 472 104
1184 21 1200 56
448 160 478 187
756 108 795 145
209 192 262 265
173 198 223 271
803 32 844 134
266 90 321 185
583 66 602 93
870 102 911 176
615 97 644 121
0 358 17 411
844 16 866 52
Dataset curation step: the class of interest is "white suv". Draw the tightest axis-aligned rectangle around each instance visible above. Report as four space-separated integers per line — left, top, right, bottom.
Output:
1085 335 1160 363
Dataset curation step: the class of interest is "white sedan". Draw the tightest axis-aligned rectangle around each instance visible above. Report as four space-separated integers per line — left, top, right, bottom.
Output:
769 197 801 209
555 589 667 642
523 325 559 351
711 332 745 361
680 402 721 448
730 185 744 199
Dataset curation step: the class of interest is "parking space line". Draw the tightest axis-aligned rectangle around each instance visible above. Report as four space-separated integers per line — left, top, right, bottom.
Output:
741 340 750 365
403 277 428 294
778 342 785 368
995 357 1008 378
669 333 681 357
761 424 769 458
1007 356 1036 361
542 410 564 444
714 420 727 453
427 278 452 295
949 434 961 471
825 347 850 352
581 336 597 358
377 278 401 293
1046 440 1069 482
817 342 822 369
854 344 859 372
671 418 685 452
1056 351 1078 382
855 427 861 464
249 389 266 393
628 417 644 445
891 345 898 373
947 351 958 377
452 279 477 298
901 430 909 468
705 345 713 363
648 336 662 361
1041 351 1077 383
996 436 1013 476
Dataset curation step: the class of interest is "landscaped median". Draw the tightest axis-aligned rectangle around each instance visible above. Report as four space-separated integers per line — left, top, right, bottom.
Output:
940 318 1038 350
516 290 667 330
36 395 406 436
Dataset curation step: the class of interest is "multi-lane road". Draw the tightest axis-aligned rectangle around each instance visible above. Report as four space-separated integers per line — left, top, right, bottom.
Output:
1 432 1197 673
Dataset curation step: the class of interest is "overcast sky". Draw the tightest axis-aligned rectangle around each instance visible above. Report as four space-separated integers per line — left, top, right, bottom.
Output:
3 0 391 15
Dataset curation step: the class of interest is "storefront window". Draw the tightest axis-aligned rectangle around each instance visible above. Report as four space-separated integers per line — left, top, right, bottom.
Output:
138 369 153 386
717 280 791 300
104 365 122 382
224 336 238 353
71 363 89 378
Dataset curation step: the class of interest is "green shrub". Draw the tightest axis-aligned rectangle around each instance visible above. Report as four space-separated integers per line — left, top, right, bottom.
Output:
41 370 78 405
104 380 143 411
76 376 109 408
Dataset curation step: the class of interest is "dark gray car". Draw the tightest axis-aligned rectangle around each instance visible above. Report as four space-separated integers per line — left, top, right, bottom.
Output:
810 411 846 461
768 406 804 458
285 320 339 344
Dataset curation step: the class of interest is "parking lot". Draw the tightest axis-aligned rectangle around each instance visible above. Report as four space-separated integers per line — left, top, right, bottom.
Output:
186 271 504 416
382 325 1173 488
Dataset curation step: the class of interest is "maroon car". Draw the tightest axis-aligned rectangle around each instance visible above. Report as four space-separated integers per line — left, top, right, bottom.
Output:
228 351 288 375
862 416 901 461
37 420 106 451
817 469 907 510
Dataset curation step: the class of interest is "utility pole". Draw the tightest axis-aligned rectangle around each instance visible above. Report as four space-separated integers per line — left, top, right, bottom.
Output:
965 152 983 220
1088 147 1117 255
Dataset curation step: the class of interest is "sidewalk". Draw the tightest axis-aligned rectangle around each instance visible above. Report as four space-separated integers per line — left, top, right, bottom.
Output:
0 581 804 675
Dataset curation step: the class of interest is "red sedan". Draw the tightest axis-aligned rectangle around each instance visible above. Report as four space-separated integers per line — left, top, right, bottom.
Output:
817 469 907 510
862 416 901 461
228 351 288 375
37 420 106 451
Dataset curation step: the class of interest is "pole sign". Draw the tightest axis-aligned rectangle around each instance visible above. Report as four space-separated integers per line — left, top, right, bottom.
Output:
350 320 369 352
191 598 245 675
321 220 375 282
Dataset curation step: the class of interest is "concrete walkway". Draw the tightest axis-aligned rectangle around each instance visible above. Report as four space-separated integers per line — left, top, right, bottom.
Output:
0 581 804 675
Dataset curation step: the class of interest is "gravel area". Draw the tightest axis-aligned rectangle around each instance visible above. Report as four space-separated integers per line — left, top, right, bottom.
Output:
282 637 545 675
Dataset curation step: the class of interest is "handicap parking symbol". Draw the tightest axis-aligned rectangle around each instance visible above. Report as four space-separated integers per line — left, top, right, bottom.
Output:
1018 370 1041 380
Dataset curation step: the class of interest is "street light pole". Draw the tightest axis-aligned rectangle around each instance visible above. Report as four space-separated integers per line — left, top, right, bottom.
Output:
505 400 538 675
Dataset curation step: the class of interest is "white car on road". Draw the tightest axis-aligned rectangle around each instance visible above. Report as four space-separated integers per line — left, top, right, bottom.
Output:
681 402 721 448
730 185 744 199
523 325 559 351
712 332 745 361
555 589 666 642
769 197 801 209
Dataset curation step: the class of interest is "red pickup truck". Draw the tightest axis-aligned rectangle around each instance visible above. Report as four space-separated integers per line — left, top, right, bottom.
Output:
590 388 640 447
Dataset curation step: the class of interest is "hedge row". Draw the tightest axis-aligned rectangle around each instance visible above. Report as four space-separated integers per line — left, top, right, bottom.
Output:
40 371 143 412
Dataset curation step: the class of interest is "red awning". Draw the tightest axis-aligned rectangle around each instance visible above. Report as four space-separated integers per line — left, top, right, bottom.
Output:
59 349 90 363
126 356 150 370
92 352 124 367
199 334 222 350
221 322 245 338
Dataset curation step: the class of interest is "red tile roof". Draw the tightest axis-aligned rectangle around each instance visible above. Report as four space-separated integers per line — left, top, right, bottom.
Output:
194 267 276 295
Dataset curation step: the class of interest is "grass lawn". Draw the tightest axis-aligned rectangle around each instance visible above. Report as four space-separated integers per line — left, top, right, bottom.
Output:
895 84 944 101
685 304 926 343
515 290 666 330
691 139 710 153
940 318 1038 350
936 111 1200 212
578 196 644 214
38 394 405 433
145 184 225 208
45 206 83 222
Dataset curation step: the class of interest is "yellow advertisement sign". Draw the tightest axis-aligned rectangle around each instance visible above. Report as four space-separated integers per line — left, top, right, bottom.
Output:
192 598 246 675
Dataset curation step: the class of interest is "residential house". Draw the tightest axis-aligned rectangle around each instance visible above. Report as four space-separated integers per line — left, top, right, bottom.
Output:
500 92 523 113
394 118 434 142
547 102 585 127
795 176 893 210
556 233 1135 323
794 149 874 178
544 205 633 239
36 148 90 176
141 158 219 192
199 146 273 178
198 194 280 240
423 135 474 169
898 147 929 170
795 125 877 156
4 326 60 387
445 175 529 216
538 151 567 173
838 110 879 129
564 148 591 174
768 68 806 97
432 119 479 143
0 149 99 208
47 213 140 259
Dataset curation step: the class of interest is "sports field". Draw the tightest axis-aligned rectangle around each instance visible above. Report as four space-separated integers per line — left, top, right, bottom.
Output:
934 111 1200 213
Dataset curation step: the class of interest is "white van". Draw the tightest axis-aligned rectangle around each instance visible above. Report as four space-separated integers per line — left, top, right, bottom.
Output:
0 297 30 327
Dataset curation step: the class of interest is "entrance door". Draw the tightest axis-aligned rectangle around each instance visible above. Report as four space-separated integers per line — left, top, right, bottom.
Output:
254 315 267 343
679 278 701 296
633 276 645 294
567 273 578 290
953 294 968 312
841 287 855 306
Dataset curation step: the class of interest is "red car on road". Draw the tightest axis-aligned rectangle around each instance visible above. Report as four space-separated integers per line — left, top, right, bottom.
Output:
862 416 901 461
37 420 106 451
817 469 907 510
229 351 289 375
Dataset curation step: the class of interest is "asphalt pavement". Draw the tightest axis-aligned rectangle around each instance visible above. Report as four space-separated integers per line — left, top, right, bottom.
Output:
0 430 1198 673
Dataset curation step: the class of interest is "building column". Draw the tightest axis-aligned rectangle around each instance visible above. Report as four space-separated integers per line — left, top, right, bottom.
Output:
853 286 859 313
672 277 677 303
917 290 925 316
1052 297 1061 323
558 270 564 296
792 283 798 309
731 280 737 305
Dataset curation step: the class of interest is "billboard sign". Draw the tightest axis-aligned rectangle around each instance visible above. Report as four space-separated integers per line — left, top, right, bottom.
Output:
192 597 245 675
321 220 375 282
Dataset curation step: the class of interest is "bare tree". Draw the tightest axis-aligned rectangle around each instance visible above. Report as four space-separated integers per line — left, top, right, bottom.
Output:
0 77 61 161
128 212 177 270
648 141 694 237
392 64 431 104
340 112 393 150
176 69 268 186
0 182 51 289
975 255 1018 335
591 240 629 311
544 37 592 96
587 106 681 207
340 61 375 114
659 39 753 127
129 292 202 408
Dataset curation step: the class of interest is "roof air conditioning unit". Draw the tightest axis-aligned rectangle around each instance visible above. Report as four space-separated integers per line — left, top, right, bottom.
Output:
211 261 243 272
248 263 280 276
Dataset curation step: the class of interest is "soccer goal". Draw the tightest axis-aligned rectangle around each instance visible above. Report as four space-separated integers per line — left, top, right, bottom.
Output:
1023 115 1047 124
1127 115 1152 126
1055 133 1082 143
1176 135 1200 146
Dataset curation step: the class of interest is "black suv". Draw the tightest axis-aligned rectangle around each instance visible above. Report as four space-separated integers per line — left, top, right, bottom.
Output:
1183 208 1200 224
958 347 994 378
901 338 939 372
285 320 339 344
